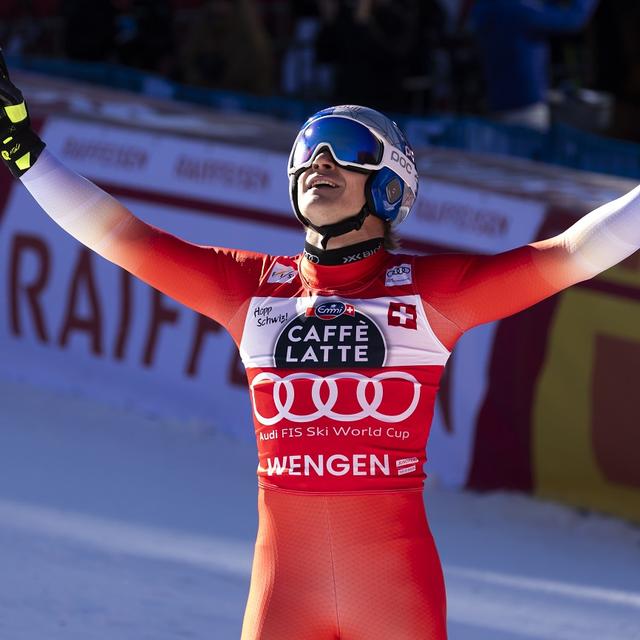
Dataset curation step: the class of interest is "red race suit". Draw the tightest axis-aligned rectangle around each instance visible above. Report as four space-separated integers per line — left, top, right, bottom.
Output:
25 151 631 639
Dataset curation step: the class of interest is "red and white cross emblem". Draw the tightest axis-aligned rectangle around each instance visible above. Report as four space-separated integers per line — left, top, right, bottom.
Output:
387 302 417 330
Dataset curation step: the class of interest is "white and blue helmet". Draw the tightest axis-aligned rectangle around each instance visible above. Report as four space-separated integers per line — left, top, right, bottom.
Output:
288 105 419 227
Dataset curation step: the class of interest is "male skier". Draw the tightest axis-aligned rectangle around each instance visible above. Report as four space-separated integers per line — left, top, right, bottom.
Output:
2 54 639 638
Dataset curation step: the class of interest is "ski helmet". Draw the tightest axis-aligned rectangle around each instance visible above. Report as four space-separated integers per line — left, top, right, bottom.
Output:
288 105 419 237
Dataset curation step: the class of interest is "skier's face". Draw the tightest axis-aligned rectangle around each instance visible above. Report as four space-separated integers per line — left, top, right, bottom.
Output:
297 149 369 226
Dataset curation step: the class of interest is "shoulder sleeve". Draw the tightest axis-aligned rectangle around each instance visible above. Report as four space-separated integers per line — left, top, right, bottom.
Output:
416 180 640 345
415 243 577 346
20 150 269 328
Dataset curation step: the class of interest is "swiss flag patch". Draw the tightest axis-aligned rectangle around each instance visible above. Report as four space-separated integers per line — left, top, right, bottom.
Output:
387 302 417 330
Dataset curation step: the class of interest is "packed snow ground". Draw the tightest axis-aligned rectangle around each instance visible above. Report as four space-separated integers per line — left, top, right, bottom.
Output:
0 377 639 640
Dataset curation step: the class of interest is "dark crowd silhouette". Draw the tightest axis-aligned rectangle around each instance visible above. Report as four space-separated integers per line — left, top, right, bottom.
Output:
2 0 640 140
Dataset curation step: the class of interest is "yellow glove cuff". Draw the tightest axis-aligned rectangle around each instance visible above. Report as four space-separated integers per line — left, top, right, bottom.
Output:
5 102 28 123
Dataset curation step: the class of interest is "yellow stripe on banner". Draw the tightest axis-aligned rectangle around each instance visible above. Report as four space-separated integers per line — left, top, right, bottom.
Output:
15 152 31 171
532 284 640 523
5 102 27 123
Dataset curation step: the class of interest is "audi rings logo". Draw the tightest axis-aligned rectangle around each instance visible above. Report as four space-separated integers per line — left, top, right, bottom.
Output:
250 371 421 425
303 248 320 264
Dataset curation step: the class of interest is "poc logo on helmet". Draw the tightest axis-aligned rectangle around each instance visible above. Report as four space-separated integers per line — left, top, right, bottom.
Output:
391 150 413 175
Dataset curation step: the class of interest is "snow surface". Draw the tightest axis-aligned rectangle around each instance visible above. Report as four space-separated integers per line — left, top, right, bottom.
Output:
0 377 639 640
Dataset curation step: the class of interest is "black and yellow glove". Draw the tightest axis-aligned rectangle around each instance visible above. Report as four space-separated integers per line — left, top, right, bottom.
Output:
0 49 45 178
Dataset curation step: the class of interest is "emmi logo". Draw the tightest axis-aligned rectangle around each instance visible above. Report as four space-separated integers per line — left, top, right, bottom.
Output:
306 301 355 320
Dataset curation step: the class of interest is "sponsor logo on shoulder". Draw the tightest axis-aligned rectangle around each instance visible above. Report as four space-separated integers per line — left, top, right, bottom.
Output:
385 263 412 287
267 262 298 284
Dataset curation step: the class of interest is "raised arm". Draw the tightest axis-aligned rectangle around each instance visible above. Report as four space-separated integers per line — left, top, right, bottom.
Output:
19 151 267 327
417 185 640 349
0 52 267 331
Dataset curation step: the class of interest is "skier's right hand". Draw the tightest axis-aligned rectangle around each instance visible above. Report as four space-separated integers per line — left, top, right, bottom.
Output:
0 48 45 178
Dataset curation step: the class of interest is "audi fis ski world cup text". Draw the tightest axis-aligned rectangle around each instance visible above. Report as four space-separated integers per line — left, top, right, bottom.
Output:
258 424 411 440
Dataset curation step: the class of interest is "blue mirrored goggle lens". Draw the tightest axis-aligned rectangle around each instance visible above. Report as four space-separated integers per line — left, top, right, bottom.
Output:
290 118 383 169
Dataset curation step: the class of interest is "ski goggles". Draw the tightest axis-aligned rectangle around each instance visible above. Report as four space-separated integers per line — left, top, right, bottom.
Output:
288 116 384 173
288 115 418 194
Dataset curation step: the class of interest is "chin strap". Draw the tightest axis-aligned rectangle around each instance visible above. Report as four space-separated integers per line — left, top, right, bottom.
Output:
299 204 371 249
291 169 376 249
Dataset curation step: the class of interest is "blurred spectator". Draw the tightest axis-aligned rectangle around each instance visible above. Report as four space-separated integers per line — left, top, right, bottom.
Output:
589 0 640 140
471 0 599 131
314 0 420 113
1 1 42 57
257 0 295 58
280 2 331 99
178 0 274 95
403 0 448 112
441 0 485 114
1 0 62 57
115 0 176 76
61 0 117 61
